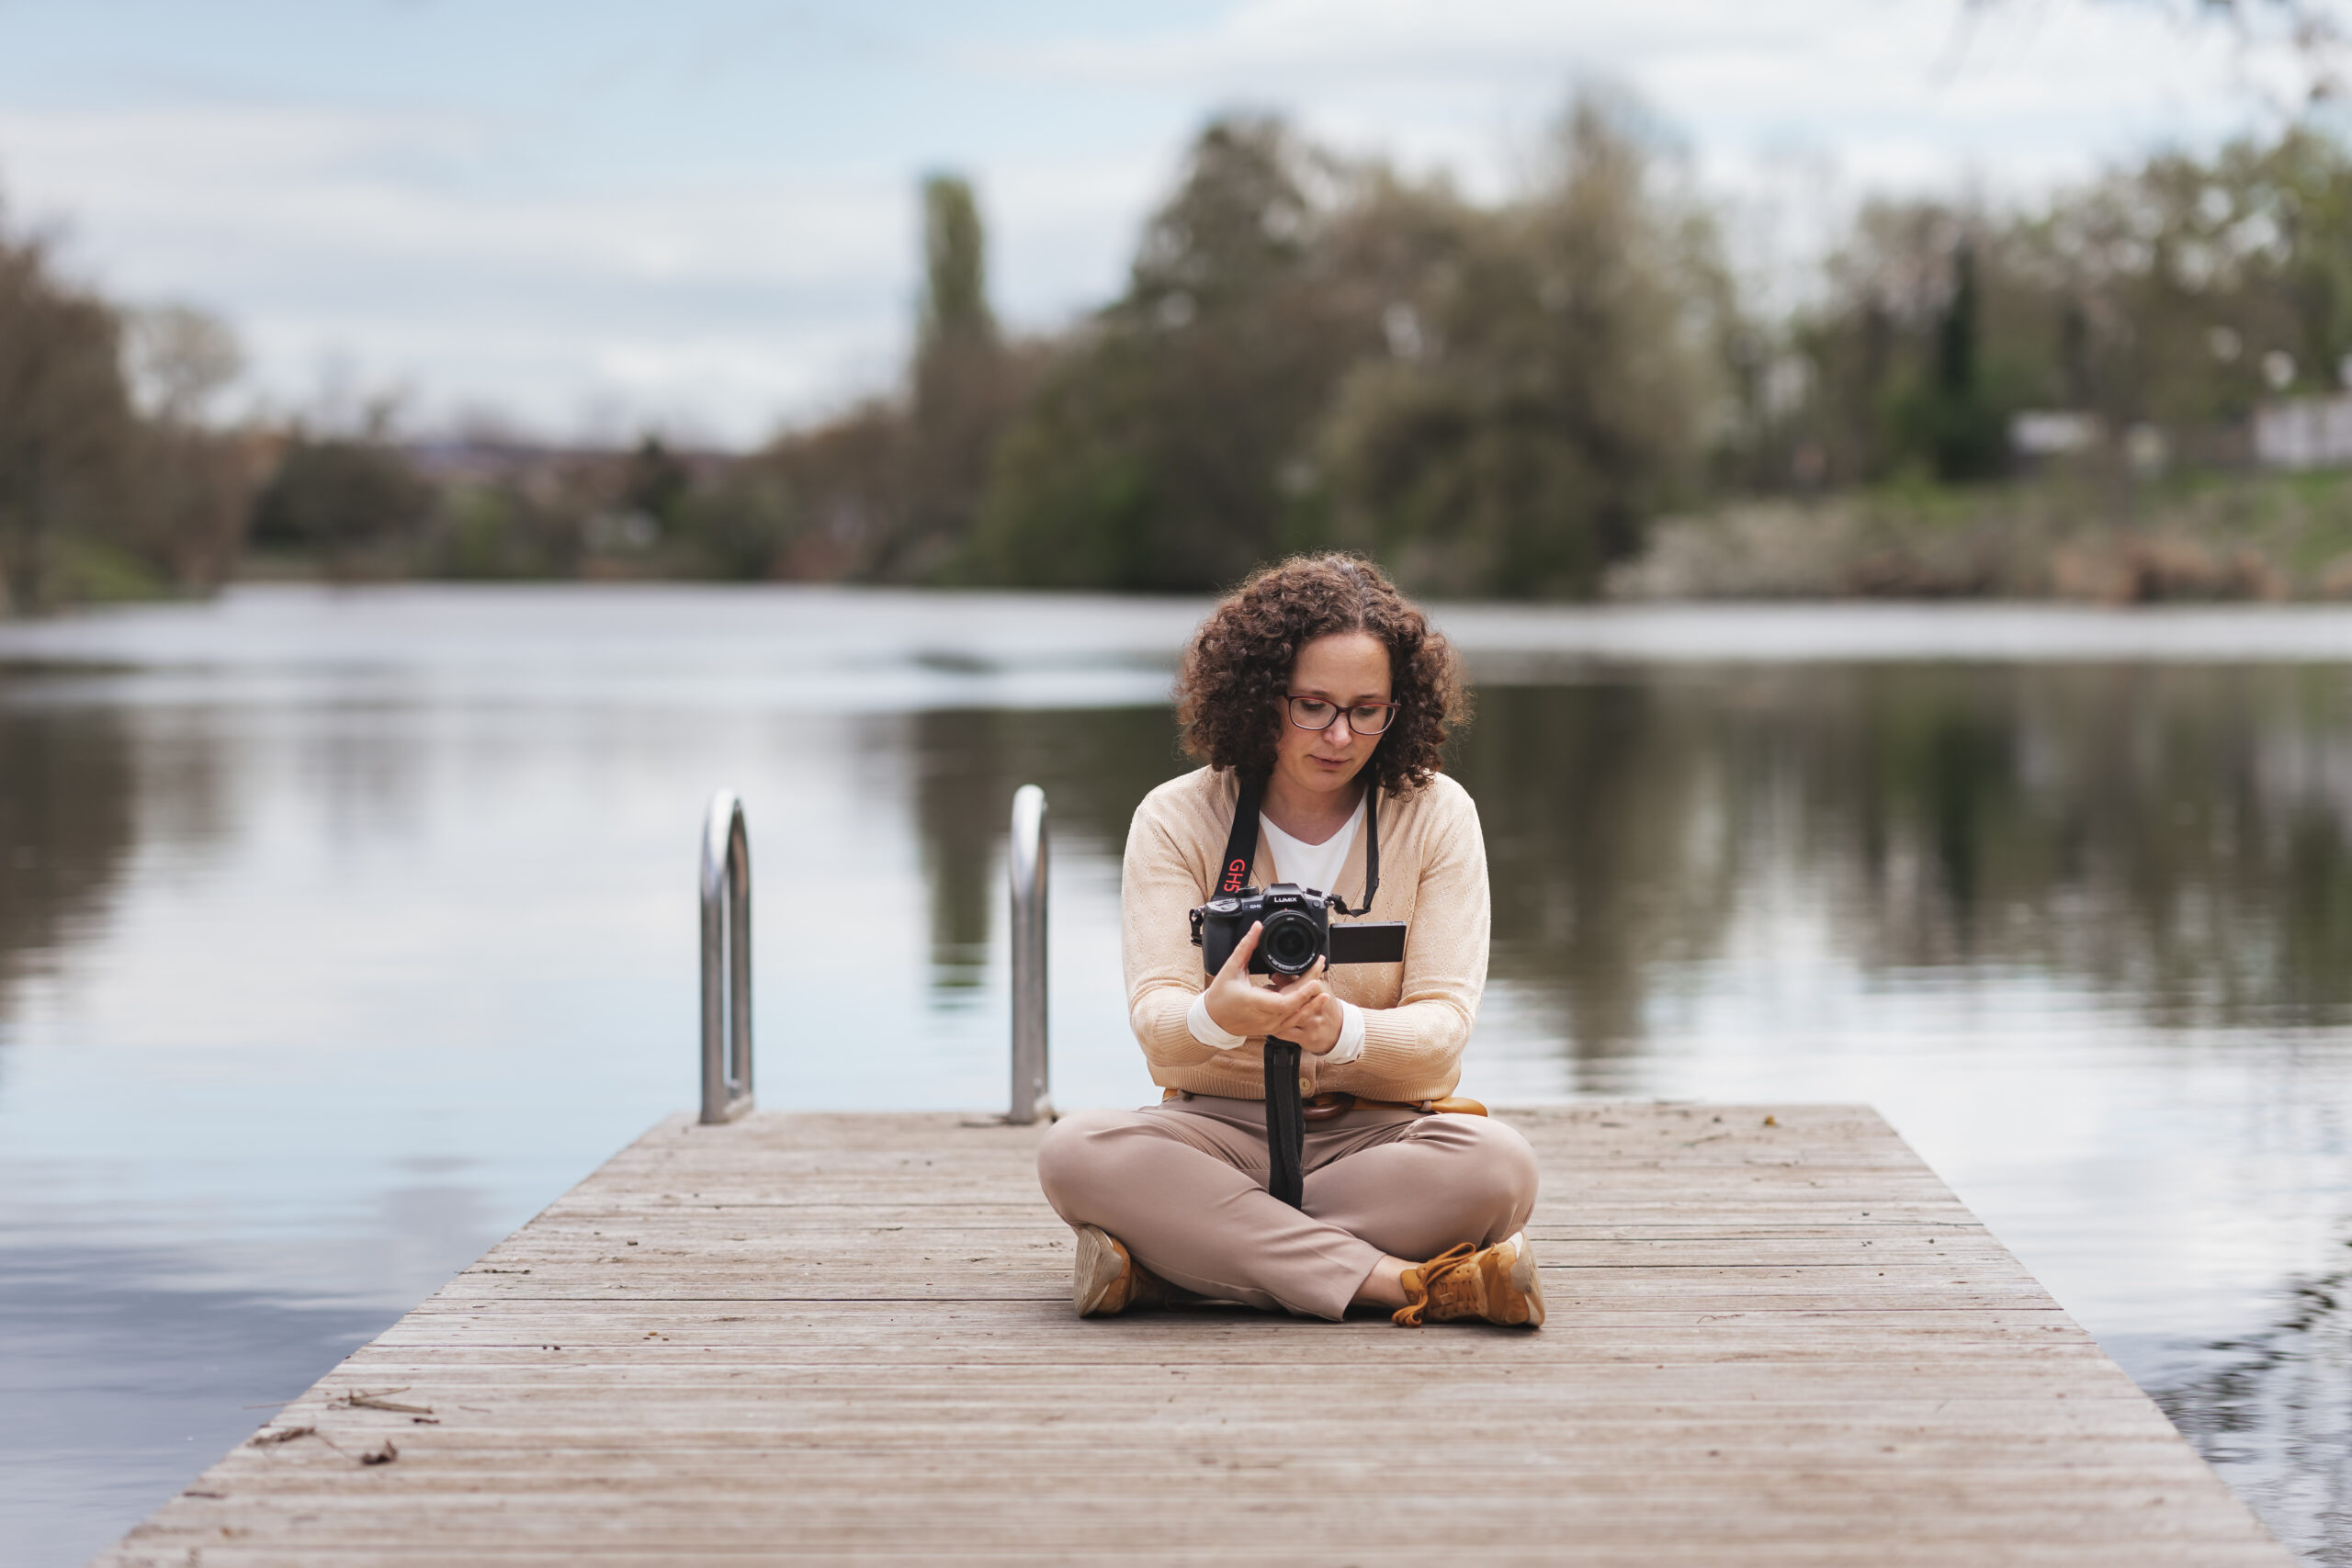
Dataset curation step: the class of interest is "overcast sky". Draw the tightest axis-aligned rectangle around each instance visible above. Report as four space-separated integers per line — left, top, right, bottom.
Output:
0 0 2324 446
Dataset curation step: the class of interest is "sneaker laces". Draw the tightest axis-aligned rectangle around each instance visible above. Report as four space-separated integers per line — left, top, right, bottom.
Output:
1392 1243 1476 1326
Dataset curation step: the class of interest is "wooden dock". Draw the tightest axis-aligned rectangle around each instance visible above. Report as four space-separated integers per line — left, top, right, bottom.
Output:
98 1103 2290 1566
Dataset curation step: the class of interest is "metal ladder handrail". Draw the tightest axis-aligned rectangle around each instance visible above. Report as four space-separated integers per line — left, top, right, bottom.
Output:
695 784 1048 1125
699 790 754 1124
1007 784 1051 1124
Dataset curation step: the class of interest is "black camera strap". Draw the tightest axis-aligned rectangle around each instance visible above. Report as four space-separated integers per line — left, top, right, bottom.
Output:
1340 783 1381 916
1217 773 1264 897
1216 770 1381 1209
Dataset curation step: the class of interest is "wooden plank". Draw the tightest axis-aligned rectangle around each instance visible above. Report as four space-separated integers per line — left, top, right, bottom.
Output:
92 1104 2291 1567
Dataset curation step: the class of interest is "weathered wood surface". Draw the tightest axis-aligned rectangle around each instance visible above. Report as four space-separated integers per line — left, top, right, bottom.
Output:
96 1104 2290 1566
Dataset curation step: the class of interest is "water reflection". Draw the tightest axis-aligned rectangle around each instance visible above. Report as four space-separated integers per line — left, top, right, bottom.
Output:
1458 680 1740 1053
0 700 237 1030
0 1239 384 1568
1792 664 2352 1026
2160 1249 2352 1564
901 705 1187 994
0 705 141 1021
1456 665 2352 1055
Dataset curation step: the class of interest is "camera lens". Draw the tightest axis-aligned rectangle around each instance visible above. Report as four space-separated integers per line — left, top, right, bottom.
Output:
1260 909 1321 976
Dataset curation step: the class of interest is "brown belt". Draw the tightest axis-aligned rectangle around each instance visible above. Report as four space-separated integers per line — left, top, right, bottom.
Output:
1163 1088 1488 1122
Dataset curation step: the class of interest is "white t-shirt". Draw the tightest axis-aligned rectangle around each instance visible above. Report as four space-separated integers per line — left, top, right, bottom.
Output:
1186 795 1369 1066
1259 795 1364 903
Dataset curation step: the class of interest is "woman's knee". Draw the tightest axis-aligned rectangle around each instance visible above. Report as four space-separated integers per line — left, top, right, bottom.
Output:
1035 1108 1162 1221
1424 1115 1540 1232
1476 1118 1542 1229
1035 1109 1118 1205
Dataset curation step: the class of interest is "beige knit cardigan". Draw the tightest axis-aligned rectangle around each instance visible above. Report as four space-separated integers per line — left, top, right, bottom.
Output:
1121 763 1490 1104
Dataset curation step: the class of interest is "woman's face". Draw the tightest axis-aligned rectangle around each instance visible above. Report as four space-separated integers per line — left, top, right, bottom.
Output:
1272 630 1392 800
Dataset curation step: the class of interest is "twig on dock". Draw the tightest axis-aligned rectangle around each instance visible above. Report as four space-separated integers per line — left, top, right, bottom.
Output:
333 1389 435 1416
247 1426 316 1448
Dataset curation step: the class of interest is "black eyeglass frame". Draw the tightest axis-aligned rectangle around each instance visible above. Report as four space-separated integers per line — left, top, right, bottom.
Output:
1283 694 1400 736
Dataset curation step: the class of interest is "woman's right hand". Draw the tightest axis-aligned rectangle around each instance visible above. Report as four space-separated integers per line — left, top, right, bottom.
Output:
1201 922 1330 1042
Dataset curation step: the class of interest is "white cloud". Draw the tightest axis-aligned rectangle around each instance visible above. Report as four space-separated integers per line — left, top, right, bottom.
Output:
0 101 919 442
0 0 2319 442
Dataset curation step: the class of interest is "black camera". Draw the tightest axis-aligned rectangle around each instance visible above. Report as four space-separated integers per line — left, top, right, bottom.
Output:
1190 883 1408 976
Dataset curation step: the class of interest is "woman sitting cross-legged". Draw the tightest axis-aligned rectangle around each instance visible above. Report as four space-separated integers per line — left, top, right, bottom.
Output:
1035 553 1543 1328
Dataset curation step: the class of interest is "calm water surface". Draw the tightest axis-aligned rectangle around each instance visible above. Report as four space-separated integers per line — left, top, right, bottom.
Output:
6 586 2352 1563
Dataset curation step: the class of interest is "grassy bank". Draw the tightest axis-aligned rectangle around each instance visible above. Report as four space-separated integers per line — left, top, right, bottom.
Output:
1609 471 2352 603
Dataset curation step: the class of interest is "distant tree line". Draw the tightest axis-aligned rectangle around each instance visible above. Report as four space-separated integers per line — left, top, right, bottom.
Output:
747 101 1730 599
710 105 2352 598
4 96 2351 610
1764 126 2352 490
0 217 253 613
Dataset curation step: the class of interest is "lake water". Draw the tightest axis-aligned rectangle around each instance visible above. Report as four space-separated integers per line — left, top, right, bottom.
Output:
7 585 2352 1564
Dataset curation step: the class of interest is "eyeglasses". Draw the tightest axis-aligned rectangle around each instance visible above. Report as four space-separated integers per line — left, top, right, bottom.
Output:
1285 694 1398 736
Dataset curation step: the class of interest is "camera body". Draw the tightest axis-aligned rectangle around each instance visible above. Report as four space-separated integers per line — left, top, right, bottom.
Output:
1190 882 1408 976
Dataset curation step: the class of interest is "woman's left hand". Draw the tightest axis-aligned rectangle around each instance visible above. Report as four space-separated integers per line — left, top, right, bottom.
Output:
1269 960 1345 1056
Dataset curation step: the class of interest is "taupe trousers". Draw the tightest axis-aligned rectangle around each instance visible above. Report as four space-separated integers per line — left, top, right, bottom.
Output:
1036 1094 1540 1320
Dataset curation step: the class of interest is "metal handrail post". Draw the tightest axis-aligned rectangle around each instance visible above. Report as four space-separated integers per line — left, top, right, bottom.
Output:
700 790 754 1124
1007 784 1050 1124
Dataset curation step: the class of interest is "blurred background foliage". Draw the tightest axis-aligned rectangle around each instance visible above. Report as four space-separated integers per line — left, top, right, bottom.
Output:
0 227 254 612
6 91 2352 610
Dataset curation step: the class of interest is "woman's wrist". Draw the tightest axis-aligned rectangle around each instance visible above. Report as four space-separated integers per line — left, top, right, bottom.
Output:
1187 989 1249 1050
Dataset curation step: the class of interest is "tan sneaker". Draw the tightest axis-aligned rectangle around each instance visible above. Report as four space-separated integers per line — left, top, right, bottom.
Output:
1071 1224 1174 1317
1393 1231 1545 1327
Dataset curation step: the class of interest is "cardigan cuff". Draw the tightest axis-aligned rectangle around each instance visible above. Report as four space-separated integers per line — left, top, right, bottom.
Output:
1322 1003 1367 1065
1186 991 1250 1050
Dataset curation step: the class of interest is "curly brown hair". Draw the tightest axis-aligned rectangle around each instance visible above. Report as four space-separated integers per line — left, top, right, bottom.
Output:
1175 554 1466 794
